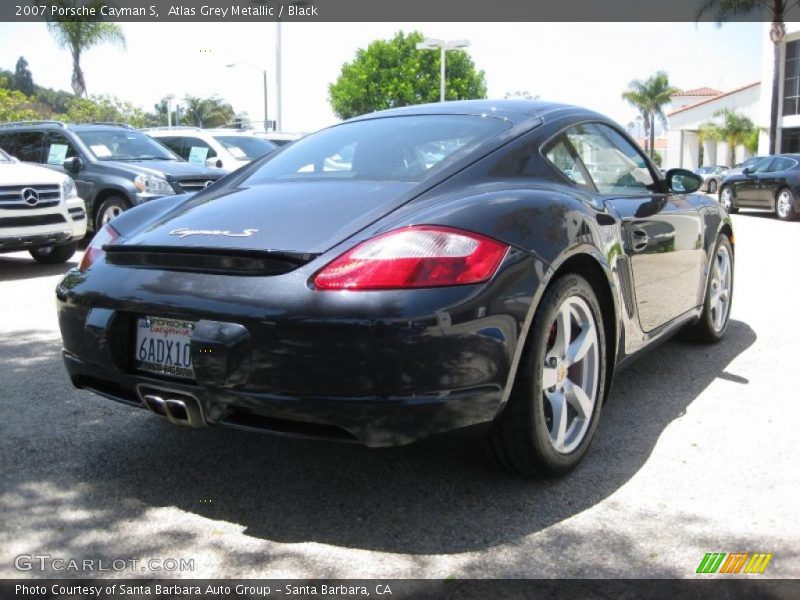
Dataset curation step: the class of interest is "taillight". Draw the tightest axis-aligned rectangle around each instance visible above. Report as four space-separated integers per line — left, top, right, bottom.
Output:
78 223 119 272
313 225 508 290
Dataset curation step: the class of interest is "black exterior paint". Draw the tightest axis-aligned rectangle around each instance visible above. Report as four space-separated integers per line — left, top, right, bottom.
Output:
55 101 733 446
720 153 800 213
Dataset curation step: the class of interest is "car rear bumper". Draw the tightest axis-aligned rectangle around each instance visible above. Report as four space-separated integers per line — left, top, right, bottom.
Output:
62 349 503 446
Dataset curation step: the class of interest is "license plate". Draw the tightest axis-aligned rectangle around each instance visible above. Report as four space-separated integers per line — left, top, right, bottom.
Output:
135 317 195 379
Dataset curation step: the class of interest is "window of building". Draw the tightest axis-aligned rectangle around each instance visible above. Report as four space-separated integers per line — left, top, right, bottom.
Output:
784 40 800 117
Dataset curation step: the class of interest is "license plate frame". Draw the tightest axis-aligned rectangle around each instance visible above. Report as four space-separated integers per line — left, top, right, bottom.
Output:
134 316 196 380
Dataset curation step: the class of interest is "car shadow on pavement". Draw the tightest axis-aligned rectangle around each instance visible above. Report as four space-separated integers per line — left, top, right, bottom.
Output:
0 320 757 566
0 254 79 282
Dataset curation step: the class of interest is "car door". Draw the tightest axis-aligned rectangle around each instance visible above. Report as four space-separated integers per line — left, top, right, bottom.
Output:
560 122 705 332
735 157 773 206
758 156 796 208
42 131 95 201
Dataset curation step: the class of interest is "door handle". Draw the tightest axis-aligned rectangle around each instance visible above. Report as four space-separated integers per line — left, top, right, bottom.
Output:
632 228 649 252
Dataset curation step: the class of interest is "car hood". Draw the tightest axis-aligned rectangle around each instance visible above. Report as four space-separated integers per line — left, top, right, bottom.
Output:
100 160 226 180
0 161 66 185
119 180 416 254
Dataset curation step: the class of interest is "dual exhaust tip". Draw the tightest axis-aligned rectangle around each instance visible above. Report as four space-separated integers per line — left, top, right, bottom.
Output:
137 385 205 427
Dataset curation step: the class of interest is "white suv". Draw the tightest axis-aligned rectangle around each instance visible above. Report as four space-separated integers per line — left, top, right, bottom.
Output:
0 146 87 263
144 127 278 172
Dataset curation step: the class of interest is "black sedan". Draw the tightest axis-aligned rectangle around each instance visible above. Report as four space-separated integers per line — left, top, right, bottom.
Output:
718 154 800 220
56 100 734 477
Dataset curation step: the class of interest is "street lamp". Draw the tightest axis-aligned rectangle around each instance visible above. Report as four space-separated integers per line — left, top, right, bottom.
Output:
226 62 269 130
164 94 175 127
415 38 470 102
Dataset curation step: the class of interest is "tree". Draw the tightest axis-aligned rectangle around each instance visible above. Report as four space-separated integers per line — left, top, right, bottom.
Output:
42 0 126 97
13 57 34 97
698 109 757 166
0 80 39 122
329 30 487 119
698 0 789 155
180 95 235 128
57 95 148 128
622 70 679 159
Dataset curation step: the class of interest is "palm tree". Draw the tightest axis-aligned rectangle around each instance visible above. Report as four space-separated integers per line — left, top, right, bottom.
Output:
697 0 789 154
43 1 125 97
699 109 758 167
622 71 680 159
181 95 235 128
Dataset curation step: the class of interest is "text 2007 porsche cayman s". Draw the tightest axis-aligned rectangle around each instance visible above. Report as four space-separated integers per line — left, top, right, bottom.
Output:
56 101 734 476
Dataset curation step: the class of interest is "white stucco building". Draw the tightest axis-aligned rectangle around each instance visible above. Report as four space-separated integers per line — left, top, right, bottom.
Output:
664 22 800 170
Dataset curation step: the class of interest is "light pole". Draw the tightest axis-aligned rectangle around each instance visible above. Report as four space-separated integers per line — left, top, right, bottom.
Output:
227 62 268 130
415 38 470 102
164 94 175 127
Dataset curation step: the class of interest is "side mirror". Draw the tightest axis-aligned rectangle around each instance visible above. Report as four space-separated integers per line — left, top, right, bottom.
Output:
206 157 223 169
665 168 702 194
63 156 83 173
742 166 754 176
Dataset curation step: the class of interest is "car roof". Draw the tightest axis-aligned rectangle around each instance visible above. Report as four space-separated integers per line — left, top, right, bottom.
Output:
350 99 600 125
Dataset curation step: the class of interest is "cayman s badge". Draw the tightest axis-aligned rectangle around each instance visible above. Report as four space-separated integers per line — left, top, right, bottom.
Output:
169 228 259 239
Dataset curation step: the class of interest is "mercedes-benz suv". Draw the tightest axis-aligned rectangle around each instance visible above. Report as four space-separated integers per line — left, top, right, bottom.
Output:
0 121 226 231
0 146 87 263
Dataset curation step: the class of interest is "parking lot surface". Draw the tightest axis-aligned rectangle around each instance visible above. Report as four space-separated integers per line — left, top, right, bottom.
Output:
1 211 798 578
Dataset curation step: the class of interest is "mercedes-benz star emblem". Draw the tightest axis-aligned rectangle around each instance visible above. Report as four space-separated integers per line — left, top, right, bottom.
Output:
21 188 39 206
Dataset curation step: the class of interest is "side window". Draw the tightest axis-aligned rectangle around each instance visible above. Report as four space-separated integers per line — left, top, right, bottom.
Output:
182 137 216 164
0 132 15 156
15 131 45 163
752 157 775 173
565 123 656 195
156 136 186 159
43 132 79 166
544 137 590 188
769 157 795 172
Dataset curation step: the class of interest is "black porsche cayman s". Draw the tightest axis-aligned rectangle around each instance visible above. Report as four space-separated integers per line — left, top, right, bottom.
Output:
56 100 734 477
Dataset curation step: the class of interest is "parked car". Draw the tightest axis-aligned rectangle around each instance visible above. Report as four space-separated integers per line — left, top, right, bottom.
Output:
259 131 305 147
145 127 278 172
0 146 87 263
694 165 729 193
718 154 800 220
0 121 226 231
56 100 733 477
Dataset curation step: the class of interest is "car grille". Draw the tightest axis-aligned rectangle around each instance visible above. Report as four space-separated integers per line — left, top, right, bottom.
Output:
0 214 67 228
175 178 219 193
104 247 310 276
0 184 61 210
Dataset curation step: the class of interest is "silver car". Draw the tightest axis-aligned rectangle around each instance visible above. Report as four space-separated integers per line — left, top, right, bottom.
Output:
694 165 730 193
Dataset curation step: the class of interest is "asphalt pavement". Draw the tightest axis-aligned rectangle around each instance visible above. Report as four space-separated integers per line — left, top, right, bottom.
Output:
1 210 798 579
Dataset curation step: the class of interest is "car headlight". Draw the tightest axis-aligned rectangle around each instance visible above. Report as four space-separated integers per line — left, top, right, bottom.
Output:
134 174 175 196
61 178 78 200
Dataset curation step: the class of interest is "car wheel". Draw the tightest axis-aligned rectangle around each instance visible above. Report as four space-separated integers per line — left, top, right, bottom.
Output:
719 186 738 214
29 241 78 264
94 196 129 231
683 234 734 343
483 274 606 477
708 179 718 194
775 188 798 221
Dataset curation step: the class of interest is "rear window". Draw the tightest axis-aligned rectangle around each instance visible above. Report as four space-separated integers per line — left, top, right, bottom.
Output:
243 115 510 184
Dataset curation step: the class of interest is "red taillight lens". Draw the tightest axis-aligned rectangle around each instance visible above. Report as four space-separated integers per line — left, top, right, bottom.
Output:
78 223 119 273
313 226 508 290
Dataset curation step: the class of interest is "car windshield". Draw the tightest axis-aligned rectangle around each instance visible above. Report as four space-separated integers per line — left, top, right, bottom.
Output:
243 115 510 184
213 135 278 160
697 167 713 174
75 130 180 161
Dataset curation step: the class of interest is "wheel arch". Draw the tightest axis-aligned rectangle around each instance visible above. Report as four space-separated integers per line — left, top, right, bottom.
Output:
92 188 132 225
501 247 619 414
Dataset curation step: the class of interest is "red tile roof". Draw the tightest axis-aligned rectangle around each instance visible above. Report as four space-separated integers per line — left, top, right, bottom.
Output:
672 87 723 97
667 82 761 117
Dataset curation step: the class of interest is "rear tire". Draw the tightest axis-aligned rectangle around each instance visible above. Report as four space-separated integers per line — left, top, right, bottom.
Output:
683 234 733 343
94 196 129 231
483 274 607 477
719 186 738 214
775 187 798 221
29 241 78 264
708 179 718 194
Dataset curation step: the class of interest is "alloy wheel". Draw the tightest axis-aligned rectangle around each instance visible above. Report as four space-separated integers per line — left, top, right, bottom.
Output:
777 190 793 219
541 296 600 454
709 244 732 332
102 205 124 225
720 187 733 212
709 180 717 194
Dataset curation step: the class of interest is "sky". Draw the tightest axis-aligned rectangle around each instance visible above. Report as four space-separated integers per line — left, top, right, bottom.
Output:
0 21 764 133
